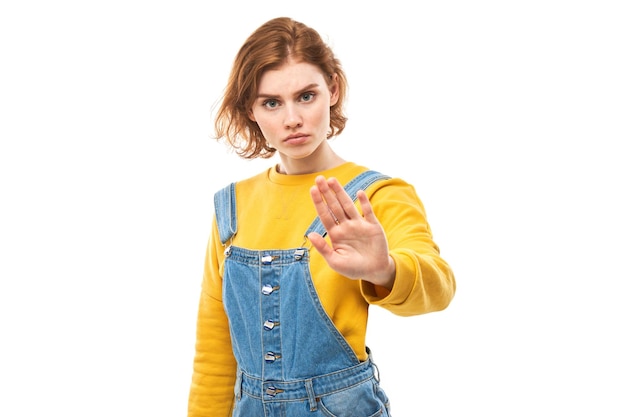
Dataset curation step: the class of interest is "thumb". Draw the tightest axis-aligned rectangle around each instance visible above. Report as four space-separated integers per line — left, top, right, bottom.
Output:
307 232 333 257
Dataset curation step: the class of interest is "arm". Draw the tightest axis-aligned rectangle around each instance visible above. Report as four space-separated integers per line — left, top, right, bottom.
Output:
361 178 456 316
188 221 237 417
309 176 455 316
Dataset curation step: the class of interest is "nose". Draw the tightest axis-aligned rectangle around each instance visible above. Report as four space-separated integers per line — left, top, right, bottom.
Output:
283 103 302 129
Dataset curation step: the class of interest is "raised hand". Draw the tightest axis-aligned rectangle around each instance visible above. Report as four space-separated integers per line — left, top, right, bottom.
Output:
308 176 396 290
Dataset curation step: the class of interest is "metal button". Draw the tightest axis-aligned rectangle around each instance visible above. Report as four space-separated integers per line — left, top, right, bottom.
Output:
294 248 305 260
265 386 284 396
263 319 278 330
264 351 281 363
261 255 273 264
262 284 279 295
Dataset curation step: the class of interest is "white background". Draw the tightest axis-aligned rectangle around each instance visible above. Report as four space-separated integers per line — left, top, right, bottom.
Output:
1 1 625 416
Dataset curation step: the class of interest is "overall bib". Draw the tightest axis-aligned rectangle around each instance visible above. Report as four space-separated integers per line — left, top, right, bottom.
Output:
215 171 392 417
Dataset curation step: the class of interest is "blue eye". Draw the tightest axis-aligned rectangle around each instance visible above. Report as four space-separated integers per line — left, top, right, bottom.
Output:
301 92 315 102
263 99 279 109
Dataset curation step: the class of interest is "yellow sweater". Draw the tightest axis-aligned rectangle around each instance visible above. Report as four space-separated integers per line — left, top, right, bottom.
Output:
188 162 455 416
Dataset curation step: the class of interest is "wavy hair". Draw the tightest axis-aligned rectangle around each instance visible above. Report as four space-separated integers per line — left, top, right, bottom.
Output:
213 17 348 159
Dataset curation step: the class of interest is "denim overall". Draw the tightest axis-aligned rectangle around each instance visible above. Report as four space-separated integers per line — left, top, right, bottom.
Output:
215 170 392 417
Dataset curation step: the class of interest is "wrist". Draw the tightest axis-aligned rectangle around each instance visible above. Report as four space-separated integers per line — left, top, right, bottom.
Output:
366 256 396 291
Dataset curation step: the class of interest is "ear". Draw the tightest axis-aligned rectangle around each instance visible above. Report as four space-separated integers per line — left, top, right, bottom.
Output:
329 73 339 106
248 108 256 122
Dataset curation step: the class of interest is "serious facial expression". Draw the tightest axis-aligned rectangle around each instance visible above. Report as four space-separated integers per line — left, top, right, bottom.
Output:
249 60 339 172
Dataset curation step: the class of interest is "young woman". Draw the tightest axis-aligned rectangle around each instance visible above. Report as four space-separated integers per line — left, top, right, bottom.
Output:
188 17 456 417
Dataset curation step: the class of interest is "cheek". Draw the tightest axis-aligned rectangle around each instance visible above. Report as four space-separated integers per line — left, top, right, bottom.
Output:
312 107 331 129
258 117 272 130
253 116 278 141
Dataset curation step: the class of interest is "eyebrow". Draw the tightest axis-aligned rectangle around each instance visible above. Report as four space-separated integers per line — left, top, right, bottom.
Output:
256 83 320 100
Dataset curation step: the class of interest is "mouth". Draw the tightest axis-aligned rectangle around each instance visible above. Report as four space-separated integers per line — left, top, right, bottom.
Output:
284 133 308 144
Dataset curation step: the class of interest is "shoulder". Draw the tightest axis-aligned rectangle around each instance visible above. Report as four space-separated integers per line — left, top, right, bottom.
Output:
366 174 424 207
331 163 422 203
214 168 272 195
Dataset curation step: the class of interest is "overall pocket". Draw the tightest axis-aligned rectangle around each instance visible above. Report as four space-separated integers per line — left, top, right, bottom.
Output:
317 378 390 417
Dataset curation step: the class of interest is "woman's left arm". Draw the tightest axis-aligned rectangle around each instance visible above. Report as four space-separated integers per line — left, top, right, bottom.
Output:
309 176 455 316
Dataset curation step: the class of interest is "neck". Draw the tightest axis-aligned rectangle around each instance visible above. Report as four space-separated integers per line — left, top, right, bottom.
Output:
277 141 345 175
277 153 345 175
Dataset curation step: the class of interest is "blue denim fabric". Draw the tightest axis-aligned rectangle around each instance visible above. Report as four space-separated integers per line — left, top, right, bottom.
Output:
215 170 392 416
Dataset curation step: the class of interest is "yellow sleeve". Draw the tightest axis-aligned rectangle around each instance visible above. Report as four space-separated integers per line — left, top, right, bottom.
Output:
360 178 456 316
188 219 237 417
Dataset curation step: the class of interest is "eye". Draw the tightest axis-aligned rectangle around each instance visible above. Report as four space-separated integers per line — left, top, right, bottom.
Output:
262 99 279 109
300 92 316 102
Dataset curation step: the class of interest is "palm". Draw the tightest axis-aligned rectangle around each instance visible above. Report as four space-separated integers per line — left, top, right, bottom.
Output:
308 176 394 286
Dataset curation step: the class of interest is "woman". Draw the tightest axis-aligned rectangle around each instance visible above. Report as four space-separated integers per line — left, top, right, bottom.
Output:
188 16 455 416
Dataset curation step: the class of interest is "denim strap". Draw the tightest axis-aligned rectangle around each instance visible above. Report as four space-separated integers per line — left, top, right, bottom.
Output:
214 182 237 245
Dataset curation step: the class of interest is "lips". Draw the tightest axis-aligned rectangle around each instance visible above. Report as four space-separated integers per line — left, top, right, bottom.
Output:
284 133 308 144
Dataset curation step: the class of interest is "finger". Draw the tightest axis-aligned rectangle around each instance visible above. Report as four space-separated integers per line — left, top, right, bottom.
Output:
326 177 361 220
310 183 341 228
314 176 346 223
357 190 378 223
324 178 359 221
307 232 333 258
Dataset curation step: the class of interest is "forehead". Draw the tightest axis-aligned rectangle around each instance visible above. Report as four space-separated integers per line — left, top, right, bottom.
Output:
257 61 328 94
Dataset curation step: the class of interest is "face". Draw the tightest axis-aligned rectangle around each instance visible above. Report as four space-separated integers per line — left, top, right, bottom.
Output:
249 60 339 174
